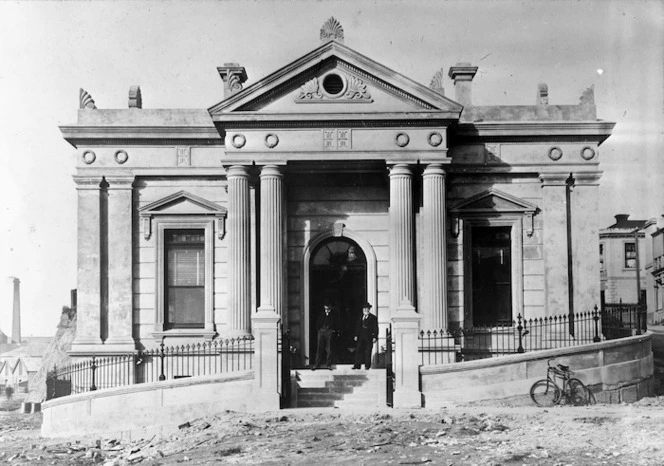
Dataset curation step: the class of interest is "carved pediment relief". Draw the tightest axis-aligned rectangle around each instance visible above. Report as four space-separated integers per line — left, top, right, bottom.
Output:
138 191 227 240
296 72 373 103
449 188 538 237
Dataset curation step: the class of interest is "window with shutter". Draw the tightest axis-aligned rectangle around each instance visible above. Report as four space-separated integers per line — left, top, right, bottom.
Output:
165 229 205 328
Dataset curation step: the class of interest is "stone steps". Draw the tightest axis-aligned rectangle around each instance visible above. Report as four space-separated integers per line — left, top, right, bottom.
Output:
293 365 387 408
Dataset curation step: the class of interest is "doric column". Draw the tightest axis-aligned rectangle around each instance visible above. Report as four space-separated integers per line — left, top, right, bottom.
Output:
422 164 447 330
227 165 252 335
258 165 284 316
389 164 416 310
540 173 571 317
104 176 136 351
570 172 602 314
71 176 103 350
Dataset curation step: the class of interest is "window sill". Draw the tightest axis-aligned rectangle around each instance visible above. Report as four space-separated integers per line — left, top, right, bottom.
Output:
152 329 217 341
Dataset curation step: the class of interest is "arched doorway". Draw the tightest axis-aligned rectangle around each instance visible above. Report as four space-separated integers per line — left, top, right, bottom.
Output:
309 237 367 364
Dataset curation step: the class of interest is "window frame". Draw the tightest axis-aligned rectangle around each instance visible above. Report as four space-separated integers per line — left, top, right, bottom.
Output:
461 215 524 328
624 241 637 269
153 218 215 339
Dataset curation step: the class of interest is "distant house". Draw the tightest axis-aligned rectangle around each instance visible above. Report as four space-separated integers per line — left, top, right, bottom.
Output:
644 216 664 324
0 340 50 394
600 214 647 306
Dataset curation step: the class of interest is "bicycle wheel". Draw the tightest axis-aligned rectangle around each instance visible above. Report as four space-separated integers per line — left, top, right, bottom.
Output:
568 378 591 406
530 379 561 407
530 379 561 408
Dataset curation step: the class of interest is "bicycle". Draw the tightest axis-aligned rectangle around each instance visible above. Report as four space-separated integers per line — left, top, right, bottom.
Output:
530 359 591 407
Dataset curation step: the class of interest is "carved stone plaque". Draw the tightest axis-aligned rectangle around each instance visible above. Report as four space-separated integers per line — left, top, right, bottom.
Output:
323 129 352 150
176 147 191 166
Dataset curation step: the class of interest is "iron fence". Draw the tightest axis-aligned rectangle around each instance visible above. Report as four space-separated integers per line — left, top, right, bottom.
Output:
46 336 254 401
419 305 645 366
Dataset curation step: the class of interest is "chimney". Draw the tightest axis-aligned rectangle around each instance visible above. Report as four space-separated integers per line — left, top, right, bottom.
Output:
128 85 142 108
537 83 549 105
448 62 478 106
217 63 248 99
10 277 20 344
614 214 630 224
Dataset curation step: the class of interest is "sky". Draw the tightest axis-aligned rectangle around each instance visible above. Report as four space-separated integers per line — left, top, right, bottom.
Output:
0 0 662 336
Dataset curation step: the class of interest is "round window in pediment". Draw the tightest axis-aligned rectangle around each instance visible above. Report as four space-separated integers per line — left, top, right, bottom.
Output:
322 73 345 96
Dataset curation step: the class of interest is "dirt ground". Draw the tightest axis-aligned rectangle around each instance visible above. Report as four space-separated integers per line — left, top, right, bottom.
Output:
2 395 664 465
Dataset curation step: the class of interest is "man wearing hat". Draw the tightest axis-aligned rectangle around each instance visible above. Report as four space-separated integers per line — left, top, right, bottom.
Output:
352 302 378 370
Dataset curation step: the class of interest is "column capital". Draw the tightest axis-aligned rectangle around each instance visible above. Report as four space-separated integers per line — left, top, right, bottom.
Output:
388 163 413 177
539 172 570 187
422 163 447 177
573 171 602 186
73 175 103 190
105 175 135 189
259 164 284 178
225 165 252 179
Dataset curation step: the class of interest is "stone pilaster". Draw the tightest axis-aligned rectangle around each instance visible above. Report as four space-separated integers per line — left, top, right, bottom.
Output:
422 164 447 330
392 300 422 408
104 176 136 351
71 176 104 351
389 164 416 311
540 173 571 316
571 172 602 314
258 165 284 316
251 309 281 411
227 165 252 336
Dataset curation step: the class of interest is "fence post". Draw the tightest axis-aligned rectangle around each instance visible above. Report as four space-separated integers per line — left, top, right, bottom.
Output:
158 337 166 381
251 307 281 411
50 364 57 400
517 314 525 353
391 299 422 409
90 356 97 391
593 305 601 342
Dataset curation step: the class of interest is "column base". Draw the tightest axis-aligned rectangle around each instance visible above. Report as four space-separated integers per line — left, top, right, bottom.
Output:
100 341 137 354
68 343 104 357
393 389 423 409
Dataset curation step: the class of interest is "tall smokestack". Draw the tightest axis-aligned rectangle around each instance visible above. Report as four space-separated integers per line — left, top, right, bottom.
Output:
10 277 20 344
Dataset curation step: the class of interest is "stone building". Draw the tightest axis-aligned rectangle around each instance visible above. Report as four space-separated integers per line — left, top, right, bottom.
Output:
644 215 664 324
600 214 647 306
61 19 614 367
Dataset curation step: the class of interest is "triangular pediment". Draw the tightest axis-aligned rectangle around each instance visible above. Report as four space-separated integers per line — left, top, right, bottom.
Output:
209 40 463 120
450 189 537 214
139 191 227 217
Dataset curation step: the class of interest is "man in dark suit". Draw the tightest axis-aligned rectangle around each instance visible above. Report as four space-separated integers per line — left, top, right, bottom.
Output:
352 302 378 370
313 304 338 370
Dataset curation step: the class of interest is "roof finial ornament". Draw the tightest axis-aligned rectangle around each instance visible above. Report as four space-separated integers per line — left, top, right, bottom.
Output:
79 88 96 109
429 68 446 96
320 17 344 44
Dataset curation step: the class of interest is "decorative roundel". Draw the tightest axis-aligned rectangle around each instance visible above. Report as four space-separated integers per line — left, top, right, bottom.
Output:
82 150 96 164
265 133 279 149
428 131 443 147
114 150 129 164
581 146 596 160
231 134 246 149
548 146 563 161
395 132 410 148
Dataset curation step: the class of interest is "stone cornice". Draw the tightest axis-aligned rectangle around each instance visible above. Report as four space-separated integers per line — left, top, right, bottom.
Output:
539 172 570 186
212 112 459 127
454 121 615 144
573 171 602 186
60 125 221 148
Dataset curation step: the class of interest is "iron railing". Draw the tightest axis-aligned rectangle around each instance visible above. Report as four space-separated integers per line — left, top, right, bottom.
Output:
419 305 646 366
46 336 254 400
279 328 294 408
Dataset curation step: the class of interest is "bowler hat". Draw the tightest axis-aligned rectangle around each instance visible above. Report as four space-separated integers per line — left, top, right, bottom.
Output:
362 302 372 309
